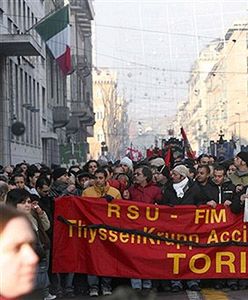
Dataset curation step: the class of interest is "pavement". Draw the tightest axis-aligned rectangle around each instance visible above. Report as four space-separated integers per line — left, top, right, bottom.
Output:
61 287 248 300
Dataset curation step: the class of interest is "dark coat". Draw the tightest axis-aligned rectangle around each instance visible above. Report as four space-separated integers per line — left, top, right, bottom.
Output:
197 179 235 204
161 179 207 206
230 185 247 214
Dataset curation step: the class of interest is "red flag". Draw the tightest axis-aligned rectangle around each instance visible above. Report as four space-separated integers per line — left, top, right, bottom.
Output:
180 127 196 160
164 147 171 168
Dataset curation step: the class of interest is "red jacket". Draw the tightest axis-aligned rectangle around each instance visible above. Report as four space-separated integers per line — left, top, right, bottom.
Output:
128 182 162 204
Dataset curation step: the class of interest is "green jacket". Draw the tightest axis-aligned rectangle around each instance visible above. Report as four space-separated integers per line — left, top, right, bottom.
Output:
229 170 248 186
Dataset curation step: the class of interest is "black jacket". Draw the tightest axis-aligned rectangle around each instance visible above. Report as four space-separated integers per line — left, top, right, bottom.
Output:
230 185 247 214
197 179 235 204
161 179 208 206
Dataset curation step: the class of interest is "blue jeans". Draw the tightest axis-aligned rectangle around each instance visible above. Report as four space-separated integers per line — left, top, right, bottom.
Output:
171 279 200 289
131 279 152 289
87 275 112 291
35 250 50 297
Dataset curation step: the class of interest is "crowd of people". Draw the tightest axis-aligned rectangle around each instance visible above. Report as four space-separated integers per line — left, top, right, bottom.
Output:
0 150 248 299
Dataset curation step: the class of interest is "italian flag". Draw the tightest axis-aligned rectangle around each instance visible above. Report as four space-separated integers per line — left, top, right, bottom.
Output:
35 5 71 75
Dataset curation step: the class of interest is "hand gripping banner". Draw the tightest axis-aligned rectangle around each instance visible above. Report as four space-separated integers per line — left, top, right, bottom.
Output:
53 196 248 279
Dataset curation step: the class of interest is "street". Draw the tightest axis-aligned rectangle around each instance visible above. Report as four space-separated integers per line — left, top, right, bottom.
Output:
62 288 248 300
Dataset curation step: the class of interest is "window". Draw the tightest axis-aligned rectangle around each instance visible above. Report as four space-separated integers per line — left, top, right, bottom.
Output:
31 13 34 26
18 0 21 28
23 1 26 31
29 76 32 144
36 82 40 146
20 69 24 143
42 86 46 116
13 0 16 21
50 59 54 99
0 8 3 24
32 79 36 145
15 64 19 119
27 6 30 30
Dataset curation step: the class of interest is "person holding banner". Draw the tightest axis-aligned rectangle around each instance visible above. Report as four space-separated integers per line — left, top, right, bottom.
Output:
229 151 248 188
161 164 203 292
230 185 248 290
204 165 238 290
123 165 162 293
231 185 248 216
82 168 122 296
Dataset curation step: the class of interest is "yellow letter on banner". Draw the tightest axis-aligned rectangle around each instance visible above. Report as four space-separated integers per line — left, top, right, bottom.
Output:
107 204 120 218
146 207 159 221
216 252 235 273
211 209 226 223
127 205 139 220
167 253 186 274
68 220 77 237
194 209 206 224
189 254 211 274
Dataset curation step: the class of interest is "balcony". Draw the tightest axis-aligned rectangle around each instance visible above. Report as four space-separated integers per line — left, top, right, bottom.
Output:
71 102 95 125
70 0 95 20
66 116 80 134
53 106 70 129
0 34 42 56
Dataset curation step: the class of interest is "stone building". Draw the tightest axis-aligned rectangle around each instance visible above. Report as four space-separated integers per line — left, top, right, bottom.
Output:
88 69 129 161
0 0 95 166
175 21 248 153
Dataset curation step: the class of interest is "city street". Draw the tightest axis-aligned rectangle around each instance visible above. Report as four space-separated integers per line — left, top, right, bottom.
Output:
63 288 248 300
1 2 248 300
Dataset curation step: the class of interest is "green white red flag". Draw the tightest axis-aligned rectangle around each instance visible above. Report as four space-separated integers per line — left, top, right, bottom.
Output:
35 5 71 75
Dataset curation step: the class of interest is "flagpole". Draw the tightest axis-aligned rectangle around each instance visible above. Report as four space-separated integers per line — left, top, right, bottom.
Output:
24 4 67 33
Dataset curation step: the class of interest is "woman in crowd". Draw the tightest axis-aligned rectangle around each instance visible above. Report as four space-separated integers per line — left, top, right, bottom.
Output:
0 204 39 299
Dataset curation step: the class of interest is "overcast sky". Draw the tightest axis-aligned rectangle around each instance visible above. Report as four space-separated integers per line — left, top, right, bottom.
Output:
93 0 248 126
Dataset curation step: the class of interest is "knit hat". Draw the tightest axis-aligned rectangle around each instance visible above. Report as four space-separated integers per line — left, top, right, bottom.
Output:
172 165 189 178
53 167 68 181
150 157 165 167
237 151 248 165
120 157 133 170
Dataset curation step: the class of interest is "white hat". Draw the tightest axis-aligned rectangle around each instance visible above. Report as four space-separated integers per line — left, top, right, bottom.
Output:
150 157 165 167
120 157 133 170
172 165 189 178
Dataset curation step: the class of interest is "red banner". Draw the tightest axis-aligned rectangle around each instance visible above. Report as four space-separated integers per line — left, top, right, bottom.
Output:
53 196 248 279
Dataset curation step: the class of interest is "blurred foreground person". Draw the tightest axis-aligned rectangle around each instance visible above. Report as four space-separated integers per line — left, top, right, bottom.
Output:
0 205 38 299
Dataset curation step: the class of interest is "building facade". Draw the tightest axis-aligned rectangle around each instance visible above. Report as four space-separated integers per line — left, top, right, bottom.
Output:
0 0 46 165
175 21 248 154
60 0 95 166
88 69 129 161
0 0 95 166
